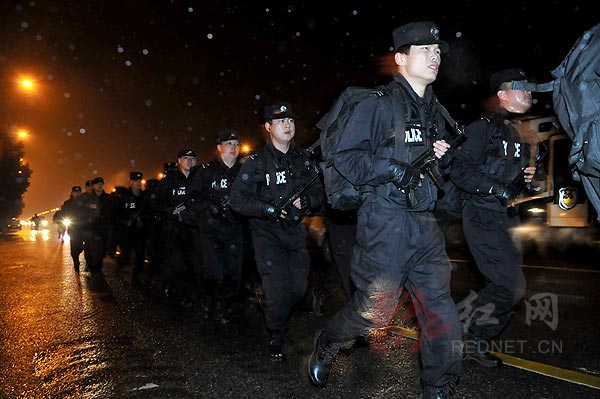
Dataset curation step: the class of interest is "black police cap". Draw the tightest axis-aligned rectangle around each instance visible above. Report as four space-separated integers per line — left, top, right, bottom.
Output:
177 148 196 158
263 102 295 121
392 21 449 53
216 129 239 145
489 67 528 93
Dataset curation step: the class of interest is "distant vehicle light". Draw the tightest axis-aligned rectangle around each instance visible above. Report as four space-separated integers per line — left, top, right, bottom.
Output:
527 208 545 214
41 220 48 227
62 218 71 227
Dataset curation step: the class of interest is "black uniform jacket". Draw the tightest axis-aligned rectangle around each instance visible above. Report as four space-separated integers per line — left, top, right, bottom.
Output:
190 157 243 227
152 167 200 226
451 108 532 212
110 188 147 229
76 191 112 235
333 73 453 211
229 140 324 230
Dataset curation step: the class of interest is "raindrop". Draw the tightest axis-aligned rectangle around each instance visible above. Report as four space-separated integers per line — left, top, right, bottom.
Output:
117 45 124 53
207 33 213 39
74 153 82 160
47 74 54 80
352 10 358 15
154 136 159 140
68 44 75 50
125 60 132 66
145 99 152 106
456 32 463 38
36 35 42 41
187 126 193 132
129 159 136 167
255 94 261 100
77 113 85 119
295 32 300 37
66 131 72 136
21 21 29 28
79 128 86 134
188 7 194 12
241 173 249 181
186 101 192 107
142 48 149 55
64 92 71 98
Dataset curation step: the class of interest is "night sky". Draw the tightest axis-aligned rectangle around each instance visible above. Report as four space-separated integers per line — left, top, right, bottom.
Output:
1 1 596 217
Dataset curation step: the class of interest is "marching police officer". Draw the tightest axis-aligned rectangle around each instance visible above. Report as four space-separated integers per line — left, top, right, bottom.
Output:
451 67 536 368
230 102 324 361
60 185 84 271
77 177 112 273
110 171 149 282
191 129 245 323
307 22 461 399
152 148 202 304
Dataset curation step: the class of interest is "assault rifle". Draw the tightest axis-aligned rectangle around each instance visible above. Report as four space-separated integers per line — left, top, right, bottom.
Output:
276 165 321 229
406 126 466 208
503 140 549 208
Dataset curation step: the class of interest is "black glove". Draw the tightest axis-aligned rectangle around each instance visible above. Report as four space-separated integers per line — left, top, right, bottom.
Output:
299 195 310 211
491 184 519 206
388 161 421 191
263 204 283 222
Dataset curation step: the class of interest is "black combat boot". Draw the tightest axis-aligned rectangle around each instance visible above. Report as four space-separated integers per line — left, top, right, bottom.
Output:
463 332 502 368
269 331 285 362
422 377 459 399
308 330 339 387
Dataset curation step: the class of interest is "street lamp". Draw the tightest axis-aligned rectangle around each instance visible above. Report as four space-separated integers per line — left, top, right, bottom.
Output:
16 75 38 95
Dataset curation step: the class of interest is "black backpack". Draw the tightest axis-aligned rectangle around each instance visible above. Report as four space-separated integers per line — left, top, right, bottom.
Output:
513 23 600 219
315 86 390 210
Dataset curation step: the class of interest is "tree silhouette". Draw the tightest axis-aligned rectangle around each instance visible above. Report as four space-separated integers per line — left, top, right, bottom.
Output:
0 126 32 228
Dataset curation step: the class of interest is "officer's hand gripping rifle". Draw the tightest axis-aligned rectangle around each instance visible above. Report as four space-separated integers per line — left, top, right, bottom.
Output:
406 126 466 208
171 202 186 222
501 140 549 207
276 166 320 229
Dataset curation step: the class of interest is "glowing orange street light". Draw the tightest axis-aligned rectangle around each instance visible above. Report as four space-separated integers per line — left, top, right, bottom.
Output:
17 129 28 139
241 144 251 153
15 75 38 95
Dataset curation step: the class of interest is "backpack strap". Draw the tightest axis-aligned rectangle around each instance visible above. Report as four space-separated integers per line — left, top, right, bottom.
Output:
511 81 554 92
391 85 406 161
433 96 465 137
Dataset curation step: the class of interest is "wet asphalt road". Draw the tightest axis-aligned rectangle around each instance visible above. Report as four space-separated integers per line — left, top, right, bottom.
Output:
0 227 599 399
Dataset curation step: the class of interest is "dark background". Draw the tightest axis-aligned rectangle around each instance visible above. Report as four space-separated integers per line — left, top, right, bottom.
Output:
0 1 596 216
